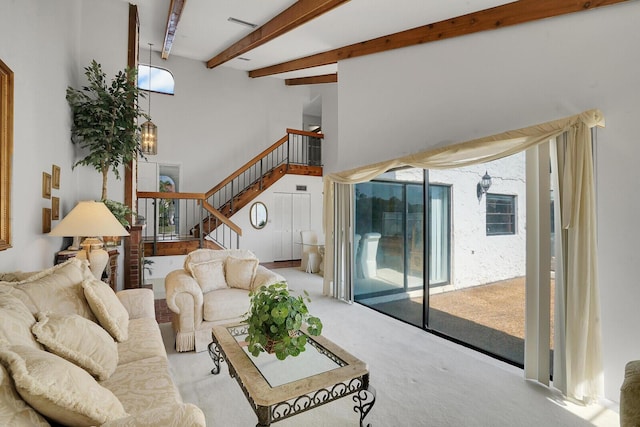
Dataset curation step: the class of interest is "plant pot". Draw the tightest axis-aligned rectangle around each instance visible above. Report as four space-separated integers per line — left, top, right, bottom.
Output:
264 338 280 354
263 330 299 354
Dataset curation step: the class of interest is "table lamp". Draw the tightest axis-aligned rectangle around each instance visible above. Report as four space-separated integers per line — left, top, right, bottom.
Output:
49 200 129 280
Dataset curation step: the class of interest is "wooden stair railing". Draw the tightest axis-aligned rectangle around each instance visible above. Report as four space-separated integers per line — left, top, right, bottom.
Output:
195 129 323 238
136 191 242 255
138 129 322 254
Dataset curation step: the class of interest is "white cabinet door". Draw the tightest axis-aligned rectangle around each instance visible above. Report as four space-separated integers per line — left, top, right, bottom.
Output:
292 193 310 260
273 193 292 261
273 193 310 261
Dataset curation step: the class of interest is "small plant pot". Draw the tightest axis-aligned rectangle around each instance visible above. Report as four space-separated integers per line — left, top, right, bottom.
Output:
264 338 280 354
264 330 299 354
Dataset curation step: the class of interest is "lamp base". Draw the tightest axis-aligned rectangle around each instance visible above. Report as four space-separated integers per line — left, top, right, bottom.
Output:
67 236 82 251
76 237 108 280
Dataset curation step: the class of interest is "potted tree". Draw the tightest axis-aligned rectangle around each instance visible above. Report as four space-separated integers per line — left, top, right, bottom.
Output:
66 60 148 224
245 282 323 361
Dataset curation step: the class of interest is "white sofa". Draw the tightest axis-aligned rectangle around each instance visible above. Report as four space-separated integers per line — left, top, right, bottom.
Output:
0 258 205 427
165 249 285 352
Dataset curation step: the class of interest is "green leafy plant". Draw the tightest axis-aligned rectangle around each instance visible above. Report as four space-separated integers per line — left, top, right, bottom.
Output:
66 60 148 200
102 199 135 228
245 282 323 361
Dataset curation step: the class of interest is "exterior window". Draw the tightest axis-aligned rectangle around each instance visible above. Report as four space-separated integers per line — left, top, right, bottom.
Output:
137 64 174 95
486 194 516 235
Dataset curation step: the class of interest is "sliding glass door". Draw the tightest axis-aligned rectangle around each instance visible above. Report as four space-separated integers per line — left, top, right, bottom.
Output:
353 156 533 367
354 170 450 327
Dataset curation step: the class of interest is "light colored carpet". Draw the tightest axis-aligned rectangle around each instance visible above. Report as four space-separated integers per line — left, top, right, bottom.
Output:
161 268 618 426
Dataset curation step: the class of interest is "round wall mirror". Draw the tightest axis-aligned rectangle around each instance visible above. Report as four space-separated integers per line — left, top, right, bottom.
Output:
249 202 268 229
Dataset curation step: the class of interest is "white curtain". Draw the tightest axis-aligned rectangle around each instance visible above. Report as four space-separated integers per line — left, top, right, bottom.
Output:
556 124 603 402
322 109 605 402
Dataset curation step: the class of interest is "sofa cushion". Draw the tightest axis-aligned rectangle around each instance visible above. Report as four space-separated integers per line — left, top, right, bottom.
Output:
82 277 130 342
101 403 206 427
203 288 251 321
32 312 118 381
117 317 167 365
100 355 181 416
0 291 42 350
0 343 128 426
0 258 96 321
225 256 258 290
0 364 50 427
188 259 227 293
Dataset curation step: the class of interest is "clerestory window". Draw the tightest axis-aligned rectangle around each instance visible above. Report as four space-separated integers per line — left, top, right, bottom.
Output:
137 64 174 95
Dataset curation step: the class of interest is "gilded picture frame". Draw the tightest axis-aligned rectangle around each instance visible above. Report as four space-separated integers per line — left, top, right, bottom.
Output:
0 59 13 251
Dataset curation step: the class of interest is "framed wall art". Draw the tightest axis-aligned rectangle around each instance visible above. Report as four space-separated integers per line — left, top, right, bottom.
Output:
52 164 60 189
42 172 51 199
51 196 59 220
42 208 51 233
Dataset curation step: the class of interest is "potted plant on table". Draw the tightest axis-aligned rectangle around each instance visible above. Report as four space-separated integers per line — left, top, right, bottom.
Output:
245 282 323 361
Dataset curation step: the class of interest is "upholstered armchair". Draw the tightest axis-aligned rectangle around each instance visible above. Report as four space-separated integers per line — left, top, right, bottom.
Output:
165 249 285 352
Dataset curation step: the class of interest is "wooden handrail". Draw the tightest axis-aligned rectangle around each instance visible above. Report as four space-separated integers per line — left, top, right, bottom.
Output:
202 201 242 236
205 135 288 198
137 191 206 200
205 129 325 198
136 191 243 237
286 128 325 138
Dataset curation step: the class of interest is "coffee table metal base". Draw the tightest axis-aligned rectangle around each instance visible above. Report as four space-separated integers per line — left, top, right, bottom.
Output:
208 340 376 426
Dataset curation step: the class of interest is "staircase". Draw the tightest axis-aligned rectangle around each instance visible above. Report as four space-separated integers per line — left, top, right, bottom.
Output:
137 129 323 256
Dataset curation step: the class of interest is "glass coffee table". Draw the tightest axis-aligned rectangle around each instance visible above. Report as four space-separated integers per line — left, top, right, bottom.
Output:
209 323 376 426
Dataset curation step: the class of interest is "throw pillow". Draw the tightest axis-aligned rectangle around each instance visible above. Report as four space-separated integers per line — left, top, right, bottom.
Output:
82 278 129 342
224 256 258 290
0 342 128 426
0 364 50 427
31 312 118 381
0 292 42 350
188 259 228 293
0 258 96 321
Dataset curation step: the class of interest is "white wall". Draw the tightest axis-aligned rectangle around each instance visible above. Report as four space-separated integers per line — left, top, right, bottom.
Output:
230 174 323 262
138 53 311 194
327 2 640 401
0 0 128 273
75 0 129 204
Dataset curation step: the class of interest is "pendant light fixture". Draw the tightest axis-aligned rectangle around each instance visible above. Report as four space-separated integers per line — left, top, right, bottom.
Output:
141 43 158 155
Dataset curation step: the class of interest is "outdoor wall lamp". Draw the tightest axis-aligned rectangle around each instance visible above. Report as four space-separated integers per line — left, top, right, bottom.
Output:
476 171 492 202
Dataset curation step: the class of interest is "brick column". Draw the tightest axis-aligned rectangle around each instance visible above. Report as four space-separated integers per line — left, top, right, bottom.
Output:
124 224 144 289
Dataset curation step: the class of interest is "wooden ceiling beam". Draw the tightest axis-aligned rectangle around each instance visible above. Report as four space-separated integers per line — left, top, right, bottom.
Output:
285 73 337 86
206 0 350 69
249 0 630 78
162 0 187 60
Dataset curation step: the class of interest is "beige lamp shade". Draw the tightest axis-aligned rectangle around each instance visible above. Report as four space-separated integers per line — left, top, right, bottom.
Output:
49 201 129 281
49 200 129 238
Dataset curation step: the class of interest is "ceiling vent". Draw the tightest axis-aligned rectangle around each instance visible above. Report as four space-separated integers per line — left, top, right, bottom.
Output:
227 17 258 29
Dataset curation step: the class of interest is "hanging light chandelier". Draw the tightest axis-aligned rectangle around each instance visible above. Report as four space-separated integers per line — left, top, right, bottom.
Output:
141 43 157 155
